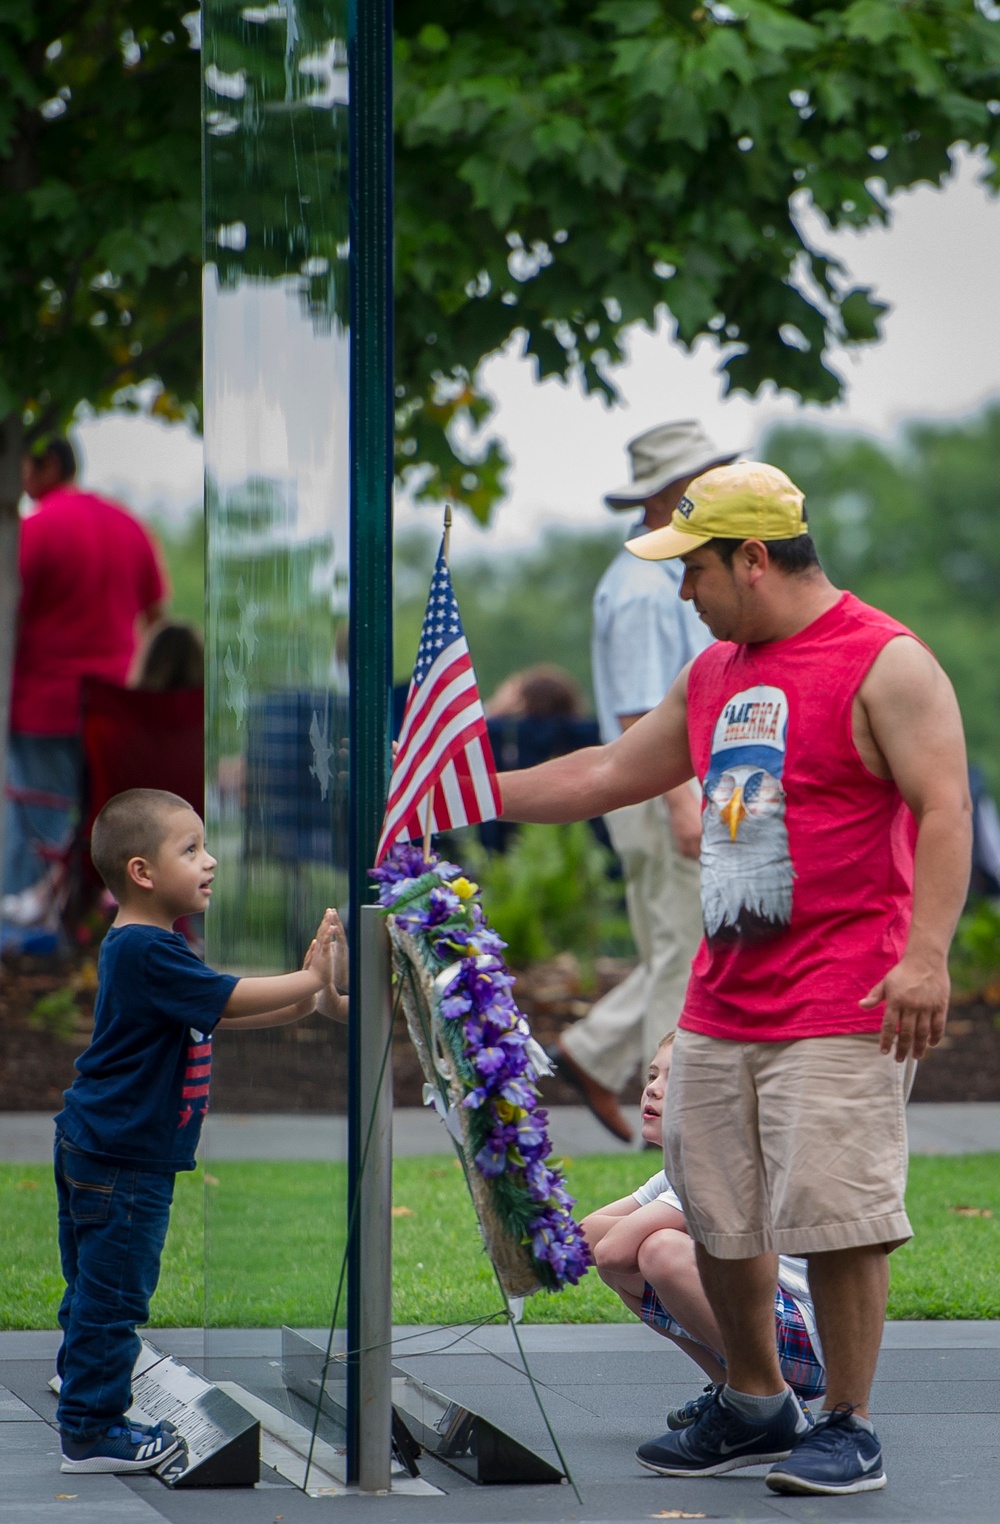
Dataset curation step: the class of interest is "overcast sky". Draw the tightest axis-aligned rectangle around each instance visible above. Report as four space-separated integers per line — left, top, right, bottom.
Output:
74 148 1000 557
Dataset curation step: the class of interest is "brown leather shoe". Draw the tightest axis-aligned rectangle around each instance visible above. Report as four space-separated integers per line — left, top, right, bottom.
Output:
545 1041 634 1144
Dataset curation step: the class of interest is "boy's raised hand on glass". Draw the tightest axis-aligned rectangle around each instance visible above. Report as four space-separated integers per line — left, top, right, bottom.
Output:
307 910 349 1021
329 910 348 993
304 909 337 988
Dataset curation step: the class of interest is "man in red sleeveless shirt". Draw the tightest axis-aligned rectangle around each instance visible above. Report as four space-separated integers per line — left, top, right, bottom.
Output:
501 462 971 1498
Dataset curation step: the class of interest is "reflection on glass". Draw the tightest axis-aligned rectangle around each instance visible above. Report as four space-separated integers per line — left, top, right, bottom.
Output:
201 0 350 1434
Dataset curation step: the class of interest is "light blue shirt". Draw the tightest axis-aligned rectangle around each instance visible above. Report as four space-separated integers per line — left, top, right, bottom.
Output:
591 523 714 744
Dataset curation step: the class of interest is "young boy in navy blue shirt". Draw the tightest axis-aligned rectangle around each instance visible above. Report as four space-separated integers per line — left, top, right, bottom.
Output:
55 787 343 1475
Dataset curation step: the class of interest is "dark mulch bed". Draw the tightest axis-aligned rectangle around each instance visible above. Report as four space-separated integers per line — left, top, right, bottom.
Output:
2 949 998 1114
908 998 1000 1103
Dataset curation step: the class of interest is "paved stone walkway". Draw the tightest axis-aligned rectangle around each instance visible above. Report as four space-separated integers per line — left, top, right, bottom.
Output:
2 1321 998 1522
3 1101 999 1161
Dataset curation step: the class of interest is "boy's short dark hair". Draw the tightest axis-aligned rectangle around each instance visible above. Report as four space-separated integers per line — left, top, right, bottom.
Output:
91 789 196 899
703 534 821 575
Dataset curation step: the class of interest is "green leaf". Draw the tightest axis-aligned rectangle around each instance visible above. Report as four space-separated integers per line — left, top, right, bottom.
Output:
666 272 717 339
457 154 527 227
95 229 154 284
816 72 856 123
25 180 77 222
593 2 662 37
532 115 587 156
838 286 888 345
742 2 819 54
525 324 570 381
842 0 911 46
688 27 754 87
894 40 945 98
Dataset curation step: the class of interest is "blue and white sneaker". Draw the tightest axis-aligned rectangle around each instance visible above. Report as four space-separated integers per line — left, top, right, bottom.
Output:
766 1403 886 1495
637 1386 812 1477
60 1419 181 1474
666 1383 721 1431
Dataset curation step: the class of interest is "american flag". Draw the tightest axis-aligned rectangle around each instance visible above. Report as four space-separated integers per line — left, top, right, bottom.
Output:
375 536 501 863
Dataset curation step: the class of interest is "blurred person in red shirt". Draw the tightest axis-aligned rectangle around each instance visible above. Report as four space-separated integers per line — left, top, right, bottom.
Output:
2 439 169 923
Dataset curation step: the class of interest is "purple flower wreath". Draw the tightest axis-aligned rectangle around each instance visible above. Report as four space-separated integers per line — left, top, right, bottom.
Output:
371 843 592 1291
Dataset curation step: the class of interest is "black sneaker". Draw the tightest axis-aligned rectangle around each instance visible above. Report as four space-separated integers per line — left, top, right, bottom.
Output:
637 1385 812 1477
60 1419 181 1474
766 1403 886 1495
666 1382 721 1430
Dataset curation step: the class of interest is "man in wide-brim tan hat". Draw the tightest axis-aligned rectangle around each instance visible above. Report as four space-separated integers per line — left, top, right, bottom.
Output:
546 420 738 1142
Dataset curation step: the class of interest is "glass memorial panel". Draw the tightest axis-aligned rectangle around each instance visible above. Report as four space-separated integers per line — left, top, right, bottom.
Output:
200 0 351 1452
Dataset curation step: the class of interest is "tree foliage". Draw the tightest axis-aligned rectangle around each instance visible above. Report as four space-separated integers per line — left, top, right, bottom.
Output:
396 0 1000 518
1 1 999 519
0 0 202 443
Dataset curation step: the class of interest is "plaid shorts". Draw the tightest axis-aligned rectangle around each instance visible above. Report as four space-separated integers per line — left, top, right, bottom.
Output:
639 1282 827 1402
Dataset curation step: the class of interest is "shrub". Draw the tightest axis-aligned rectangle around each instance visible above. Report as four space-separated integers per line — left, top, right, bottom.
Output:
462 822 618 970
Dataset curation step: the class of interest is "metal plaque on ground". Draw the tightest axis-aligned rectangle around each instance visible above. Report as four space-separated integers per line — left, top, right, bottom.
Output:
128 1340 260 1487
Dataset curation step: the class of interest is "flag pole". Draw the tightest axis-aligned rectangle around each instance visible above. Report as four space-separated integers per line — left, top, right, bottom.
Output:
443 501 453 563
422 784 435 861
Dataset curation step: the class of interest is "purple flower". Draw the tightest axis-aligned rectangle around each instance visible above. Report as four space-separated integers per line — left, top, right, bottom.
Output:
524 1160 554 1202
393 884 463 935
427 885 461 921
473 1046 507 1078
374 840 593 1290
529 1218 592 1283
474 1138 508 1177
514 1112 548 1153
443 924 507 958
370 843 432 887
500 1077 538 1111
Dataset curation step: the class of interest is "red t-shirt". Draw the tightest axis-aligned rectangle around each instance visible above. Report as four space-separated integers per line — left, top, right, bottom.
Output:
680 592 918 1043
11 487 168 735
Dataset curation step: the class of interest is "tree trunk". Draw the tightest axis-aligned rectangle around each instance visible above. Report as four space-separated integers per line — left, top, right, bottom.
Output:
0 411 24 941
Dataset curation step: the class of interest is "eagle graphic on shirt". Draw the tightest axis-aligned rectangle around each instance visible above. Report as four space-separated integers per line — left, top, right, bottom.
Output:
700 685 793 944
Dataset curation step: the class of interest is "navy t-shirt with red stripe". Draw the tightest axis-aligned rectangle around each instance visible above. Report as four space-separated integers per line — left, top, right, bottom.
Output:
56 925 238 1173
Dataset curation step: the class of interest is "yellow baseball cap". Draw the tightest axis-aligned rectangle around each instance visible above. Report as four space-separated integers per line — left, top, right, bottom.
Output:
626 461 807 561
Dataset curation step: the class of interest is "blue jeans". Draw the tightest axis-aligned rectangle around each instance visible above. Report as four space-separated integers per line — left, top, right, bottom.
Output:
54 1130 175 1440
2 733 81 895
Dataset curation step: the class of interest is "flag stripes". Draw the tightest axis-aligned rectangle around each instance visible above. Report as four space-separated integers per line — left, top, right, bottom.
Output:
376 535 500 862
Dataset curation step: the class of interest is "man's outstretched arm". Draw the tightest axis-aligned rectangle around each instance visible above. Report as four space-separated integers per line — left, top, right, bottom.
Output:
501 664 696 822
858 636 972 1061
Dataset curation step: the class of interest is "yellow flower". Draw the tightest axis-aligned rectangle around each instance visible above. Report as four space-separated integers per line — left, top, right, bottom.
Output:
451 876 478 900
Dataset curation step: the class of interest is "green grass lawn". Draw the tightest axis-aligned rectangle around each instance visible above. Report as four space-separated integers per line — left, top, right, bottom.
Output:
3 1154 999 1331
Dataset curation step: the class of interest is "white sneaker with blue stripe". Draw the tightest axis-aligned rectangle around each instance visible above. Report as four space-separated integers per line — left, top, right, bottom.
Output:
60 1419 181 1474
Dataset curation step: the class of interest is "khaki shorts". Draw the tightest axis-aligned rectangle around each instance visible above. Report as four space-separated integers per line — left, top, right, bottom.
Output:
663 1029 913 1259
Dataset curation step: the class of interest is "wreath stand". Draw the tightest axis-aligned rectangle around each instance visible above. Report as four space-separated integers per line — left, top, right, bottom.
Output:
300 904 572 1490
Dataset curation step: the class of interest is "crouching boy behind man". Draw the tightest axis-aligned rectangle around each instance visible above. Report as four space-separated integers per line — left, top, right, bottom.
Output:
55 788 340 1475
582 1034 824 1466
